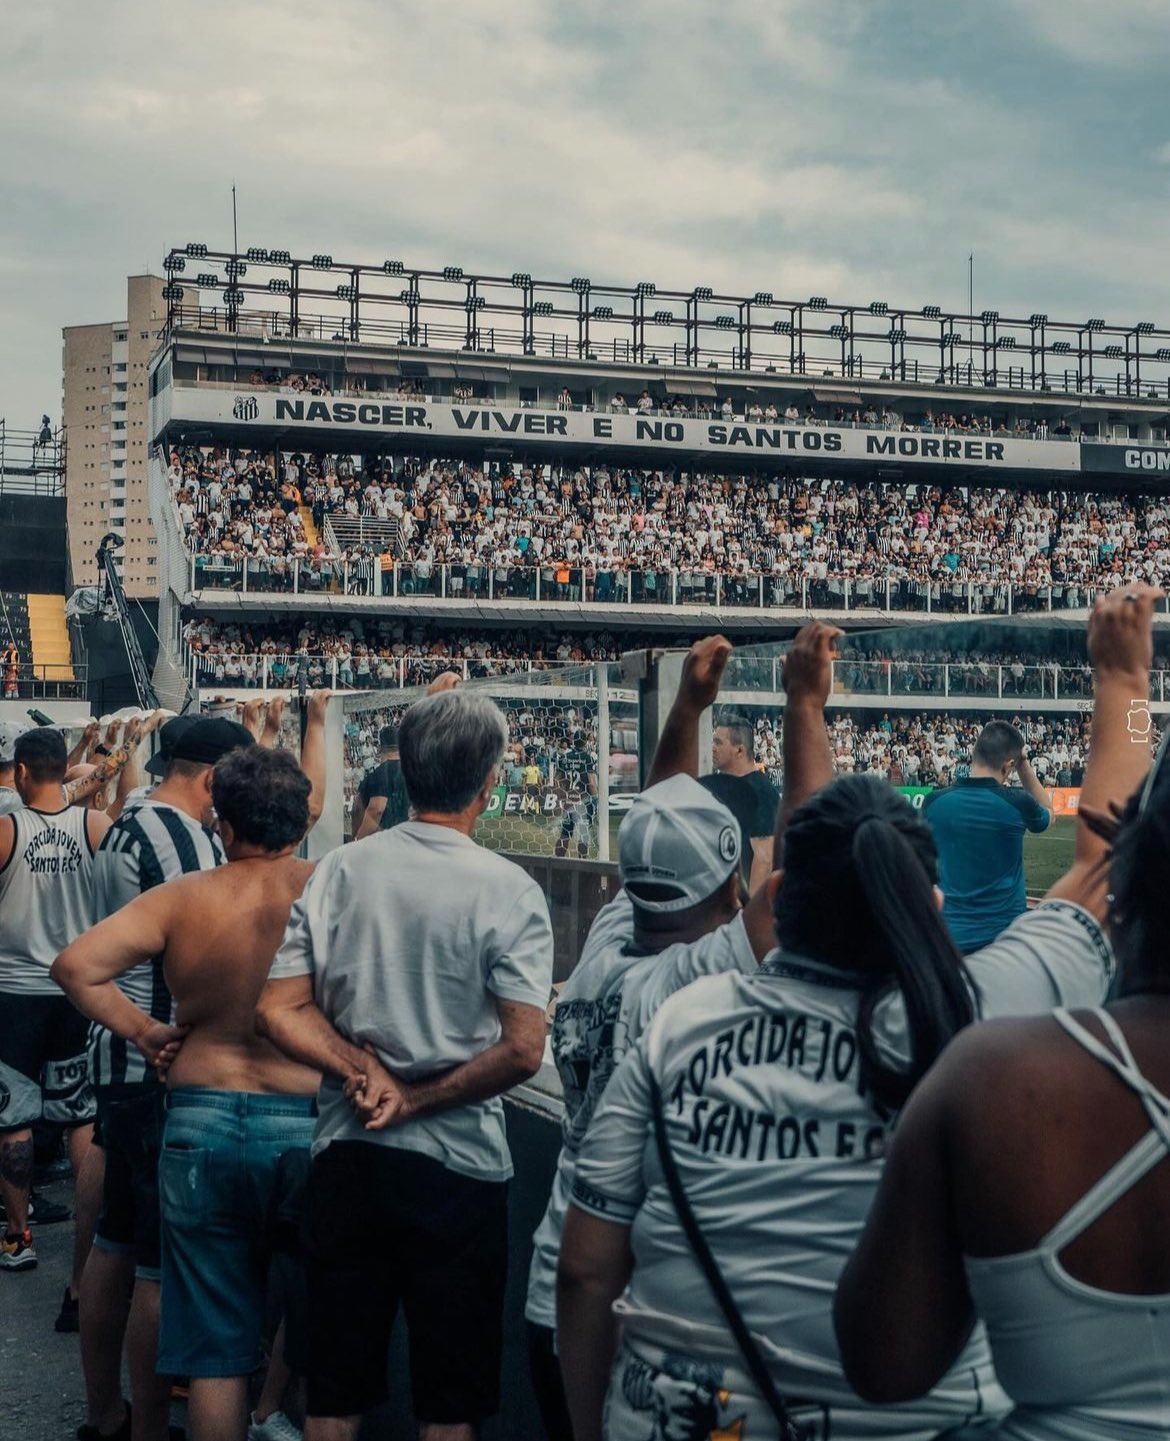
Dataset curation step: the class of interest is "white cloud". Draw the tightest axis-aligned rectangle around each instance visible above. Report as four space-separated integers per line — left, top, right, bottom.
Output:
0 0 1165 424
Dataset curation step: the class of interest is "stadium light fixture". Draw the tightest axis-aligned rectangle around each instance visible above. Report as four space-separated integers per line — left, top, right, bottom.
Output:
869 301 888 316
1136 321 1156 335
533 301 554 317
889 328 907 344
163 254 186 273
828 323 849 340
510 272 531 288
225 259 247 279
1051 340 1072 354
943 332 964 346
1155 348 1170 362
246 248 269 262
269 250 291 265
336 284 356 300
996 335 1017 348
161 284 183 301
311 254 333 269
753 291 773 306
467 295 487 310
807 296 828 311
1085 317 1105 332
268 278 290 294
196 273 220 288
185 243 208 258
653 310 676 325
691 286 714 302
383 260 405 275
1029 313 1048 327
635 281 657 297
592 305 614 321
223 288 245 307
715 314 737 329
981 310 999 324
442 266 464 282
922 305 941 320
570 277 591 293
1102 345 1124 359
399 288 420 304
772 320 794 335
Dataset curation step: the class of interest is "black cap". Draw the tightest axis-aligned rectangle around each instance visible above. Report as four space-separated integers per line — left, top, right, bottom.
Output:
169 717 256 768
144 714 200 777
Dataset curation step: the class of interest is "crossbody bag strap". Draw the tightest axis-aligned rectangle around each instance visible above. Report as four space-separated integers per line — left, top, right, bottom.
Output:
647 1070 797 1441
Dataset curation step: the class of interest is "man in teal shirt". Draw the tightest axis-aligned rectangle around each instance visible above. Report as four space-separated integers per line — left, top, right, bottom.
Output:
924 720 1052 952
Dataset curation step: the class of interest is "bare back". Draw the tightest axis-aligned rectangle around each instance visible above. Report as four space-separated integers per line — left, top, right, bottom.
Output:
163 855 319 1095
950 1000 1170 1294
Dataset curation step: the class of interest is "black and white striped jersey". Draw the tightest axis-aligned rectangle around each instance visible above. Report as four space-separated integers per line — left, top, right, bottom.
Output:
88 800 224 1089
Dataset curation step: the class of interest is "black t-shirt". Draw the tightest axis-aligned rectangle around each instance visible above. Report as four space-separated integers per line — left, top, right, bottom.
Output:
699 769 780 874
358 759 410 830
560 748 595 797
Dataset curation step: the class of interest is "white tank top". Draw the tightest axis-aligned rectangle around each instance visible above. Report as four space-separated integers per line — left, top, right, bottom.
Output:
965 1007 1170 1440
0 805 96 995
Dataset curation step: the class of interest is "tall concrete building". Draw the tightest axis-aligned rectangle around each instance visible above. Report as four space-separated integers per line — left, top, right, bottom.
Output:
62 274 166 596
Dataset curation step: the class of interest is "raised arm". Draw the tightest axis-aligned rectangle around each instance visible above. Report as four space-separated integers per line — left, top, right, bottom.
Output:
67 719 100 770
1014 750 1053 826
645 635 732 787
1047 585 1161 917
300 690 329 830
777 621 843 862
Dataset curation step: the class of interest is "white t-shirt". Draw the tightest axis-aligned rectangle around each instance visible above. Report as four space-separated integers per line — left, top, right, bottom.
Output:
270 821 554 1181
525 890 758 1328
571 900 1112 1439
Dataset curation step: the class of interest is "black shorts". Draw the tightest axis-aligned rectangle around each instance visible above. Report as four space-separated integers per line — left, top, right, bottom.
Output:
92 1085 165 1279
0 991 95 1127
303 1142 508 1424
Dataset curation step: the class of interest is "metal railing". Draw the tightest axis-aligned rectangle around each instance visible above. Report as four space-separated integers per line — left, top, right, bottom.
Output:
186 648 1170 704
167 304 1170 404
189 554 1165 617
0 663 86 700
189 649 574 691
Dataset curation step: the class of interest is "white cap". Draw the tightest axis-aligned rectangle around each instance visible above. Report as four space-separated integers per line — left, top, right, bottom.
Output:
0 721 26 767
619 774 742 913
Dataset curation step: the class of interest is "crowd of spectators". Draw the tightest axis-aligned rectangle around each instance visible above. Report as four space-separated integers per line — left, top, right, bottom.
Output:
172 444 1170 606
183 615 1170 703
339 695 1105 829
220 361 1142 445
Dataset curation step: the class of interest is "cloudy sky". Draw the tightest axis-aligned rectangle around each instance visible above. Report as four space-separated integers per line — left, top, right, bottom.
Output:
2 0 1167 425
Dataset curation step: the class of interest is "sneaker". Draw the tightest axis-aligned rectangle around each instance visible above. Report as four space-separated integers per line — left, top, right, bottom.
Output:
30 1190 72 1224
248 1413 302 1441
55 1285 80 1332
0 1229 36 1270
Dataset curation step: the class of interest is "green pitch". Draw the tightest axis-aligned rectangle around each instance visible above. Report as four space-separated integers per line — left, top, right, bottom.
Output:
483 809 1079 900
1023 815 1078 897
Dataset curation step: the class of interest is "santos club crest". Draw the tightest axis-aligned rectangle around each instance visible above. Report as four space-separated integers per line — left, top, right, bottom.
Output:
233 395 259 421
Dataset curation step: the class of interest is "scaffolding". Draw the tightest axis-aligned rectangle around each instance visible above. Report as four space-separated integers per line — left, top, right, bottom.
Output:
0 418 65 497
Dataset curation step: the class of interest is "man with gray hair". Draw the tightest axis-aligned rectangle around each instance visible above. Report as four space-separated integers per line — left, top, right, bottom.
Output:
257 688 554 1441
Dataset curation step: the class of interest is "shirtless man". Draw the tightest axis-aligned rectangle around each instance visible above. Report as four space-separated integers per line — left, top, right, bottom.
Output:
53 746 320 1441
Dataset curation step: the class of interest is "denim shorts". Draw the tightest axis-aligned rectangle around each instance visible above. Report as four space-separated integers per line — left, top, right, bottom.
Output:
157 1088 316 1378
